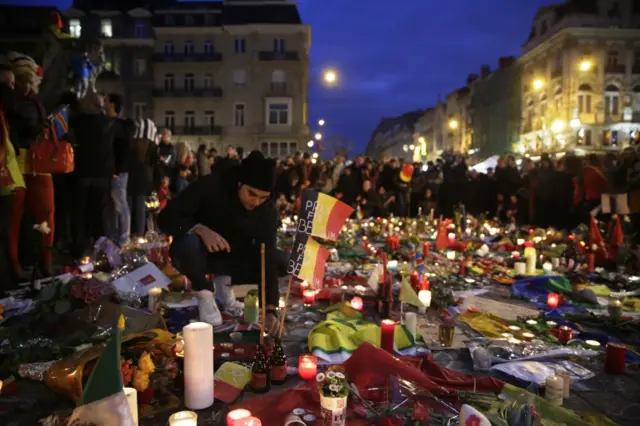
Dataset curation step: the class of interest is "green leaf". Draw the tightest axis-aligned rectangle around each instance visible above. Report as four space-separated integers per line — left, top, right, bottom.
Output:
54 299 71 314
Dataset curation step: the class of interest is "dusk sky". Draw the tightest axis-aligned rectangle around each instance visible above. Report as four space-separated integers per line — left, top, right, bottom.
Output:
8 0 552 153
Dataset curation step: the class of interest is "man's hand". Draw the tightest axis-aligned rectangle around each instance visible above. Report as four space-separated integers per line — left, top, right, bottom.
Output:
194 224 230 252
264 312 280 337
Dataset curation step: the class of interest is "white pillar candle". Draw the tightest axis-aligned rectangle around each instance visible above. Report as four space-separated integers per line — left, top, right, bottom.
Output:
551 257 560 268
526 253 536 275
418 289 431 308
545 375 564 406
169 411 198 426
183 322 214 410
148 287 162 311
404 312 417 339
446 251 456 260
542 262 553 275
123 387 138 425
514 262 526 275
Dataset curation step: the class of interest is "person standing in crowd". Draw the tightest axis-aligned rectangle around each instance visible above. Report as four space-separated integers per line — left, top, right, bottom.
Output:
159 151 282 334
173 141 193 193
216 144 240 171
157 128 174 178
106 93 133 246
128 118 159 237
0 65 25 287
196 144 211 178
69 89 117 258
7 53 55 279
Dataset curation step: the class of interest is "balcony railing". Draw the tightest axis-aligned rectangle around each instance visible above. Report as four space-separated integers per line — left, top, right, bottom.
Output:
605 64 626 74
268 83 289 96
258 51 299 61
172 126 223 136
153 88 223 97
153 53 223 62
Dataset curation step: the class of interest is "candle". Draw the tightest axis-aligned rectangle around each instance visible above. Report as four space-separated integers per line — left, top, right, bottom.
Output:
148 287 162 311
237 418 262 426
183 322 214 409
350 296 363 311
605 342 626 374
418 289 431 315
522 332 535 341
547 293 560 309
516 238 525 246
546 320 557 327
557 325 573 343
169 411 198 426
587 253 595 273
458 260 466 275
124 387 138 425
447 232 455 243
302 290 315 306
423 241 429 258
446 251 456 260
298 354 317 380
404 312 417 339
501 333 513 338
299 281 309 294
508 325 521 331
545 375 564 406
227 409 252 426
551 257 560 268
278 297 286 309
526 251 536 275
557 371 570 398
514 262 526 275
585 340 600 348
380 319 396 353
526 319 538 326
542 262 553 275
511 251 520 259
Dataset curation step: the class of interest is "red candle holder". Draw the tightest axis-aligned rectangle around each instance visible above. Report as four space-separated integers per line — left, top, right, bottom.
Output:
557 325 573 343
298 354 318 380
236 417 262 426
227 409 252 426
302 290 315 306
299 281 309 295
458 260 466 275
423 241 430 258
420 277 430 291
587 253 595 273
605 342 626 375
380 319 396 353
547 292 560 309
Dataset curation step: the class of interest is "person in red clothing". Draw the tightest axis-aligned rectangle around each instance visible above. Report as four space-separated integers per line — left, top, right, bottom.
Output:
157 176 171 211
583 154 608 212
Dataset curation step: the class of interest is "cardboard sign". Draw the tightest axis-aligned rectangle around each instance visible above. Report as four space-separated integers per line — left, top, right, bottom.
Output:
111 263 171 296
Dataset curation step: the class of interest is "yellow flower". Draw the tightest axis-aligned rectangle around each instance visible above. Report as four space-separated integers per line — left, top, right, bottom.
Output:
132 369 150 392
138 351 155 374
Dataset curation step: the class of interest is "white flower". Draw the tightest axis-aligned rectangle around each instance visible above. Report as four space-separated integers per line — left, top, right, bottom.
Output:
33 221 51 235
326 371 336 379
329 384 339 392
315 373 325 382
335 372 345 379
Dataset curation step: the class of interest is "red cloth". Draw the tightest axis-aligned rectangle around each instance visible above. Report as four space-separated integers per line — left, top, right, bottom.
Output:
232 343 504 424
158 185 170 211
608 215 624 259
583 166 608 202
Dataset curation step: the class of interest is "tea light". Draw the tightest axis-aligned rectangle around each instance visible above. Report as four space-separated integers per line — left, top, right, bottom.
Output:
522 332 535 341
278 297 286 309
124 387 138 425
81 273 93 279
446 251 456 260
418 289 431 314
227 409 252 426
501 333 513 338
169 411 197 426
546 320 557 327
526 319 538 326
237 418 262 426
299 281 309 293
508 325 521 331
447 232 455 243
585 340 600 348
547 293 560 309
350 296 363 311
542 262 553 275
511 251 521 259
148 287 162 311
302 290 315 306
557 325 573 343
380 319 396 353
298 354 317 380
514 262 526 275
516 238 525 246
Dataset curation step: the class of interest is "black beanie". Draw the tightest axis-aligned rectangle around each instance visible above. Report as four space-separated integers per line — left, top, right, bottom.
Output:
238 151 276 192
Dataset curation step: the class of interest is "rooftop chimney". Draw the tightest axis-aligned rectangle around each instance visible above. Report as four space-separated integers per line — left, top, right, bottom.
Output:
466 73 478 85
480 65 491 79
498 56 516 69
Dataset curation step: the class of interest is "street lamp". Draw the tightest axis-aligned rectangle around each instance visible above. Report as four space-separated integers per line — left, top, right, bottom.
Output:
448 119 459 130
579 60 593 72
314 132 322 140
532 79 544 90
402 145 408 152
418 137 425 143
318 119 325 126
409 144 415 150
323 69 337 85
570 118 581 129
551 119 565 133
307 140 314 148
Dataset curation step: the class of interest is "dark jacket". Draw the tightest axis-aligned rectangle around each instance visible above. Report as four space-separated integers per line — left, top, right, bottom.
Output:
10 92 45 151
158 166 279 306
113 117 134 176
70 110 117 178
128 138 159 196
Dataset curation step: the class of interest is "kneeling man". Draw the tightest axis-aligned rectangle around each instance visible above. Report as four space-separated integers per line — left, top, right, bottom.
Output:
159 151 281 336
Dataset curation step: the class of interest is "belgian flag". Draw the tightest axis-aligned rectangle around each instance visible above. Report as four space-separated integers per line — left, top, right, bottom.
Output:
287 233 329 288
297 190 353 241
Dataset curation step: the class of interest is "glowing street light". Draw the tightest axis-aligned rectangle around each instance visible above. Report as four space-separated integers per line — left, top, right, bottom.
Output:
570 118 581 129
323 69 337 85
418 136 425 143
402 145 409 152
448 119 459 130
551 119 565 133
409 144 415 150
579 60 593 72
312 152 319 159
314 132 322 140
307 140 314 148
318 119 325 126
532 79 544 90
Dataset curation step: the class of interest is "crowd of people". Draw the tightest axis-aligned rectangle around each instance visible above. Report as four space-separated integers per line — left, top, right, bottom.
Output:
1 52 640 294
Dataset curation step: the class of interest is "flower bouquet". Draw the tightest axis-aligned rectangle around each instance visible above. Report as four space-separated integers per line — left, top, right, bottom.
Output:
317 370 349 426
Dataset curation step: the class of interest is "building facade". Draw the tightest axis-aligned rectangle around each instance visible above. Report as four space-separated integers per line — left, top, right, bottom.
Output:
444 86 473 154
413 103 449 161
469 57 522 157
365 111 423 161
64 0 310 156
518 0 640 154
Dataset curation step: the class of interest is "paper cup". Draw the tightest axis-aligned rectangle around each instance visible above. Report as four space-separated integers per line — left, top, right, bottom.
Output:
319 394 347 426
